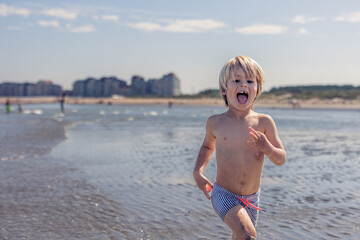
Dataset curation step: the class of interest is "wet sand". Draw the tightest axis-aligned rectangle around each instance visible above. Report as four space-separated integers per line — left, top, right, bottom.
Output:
0 156 129 239
0 110 130 239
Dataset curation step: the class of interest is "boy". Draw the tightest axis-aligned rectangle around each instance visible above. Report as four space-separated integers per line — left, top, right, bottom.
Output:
193 56 286 240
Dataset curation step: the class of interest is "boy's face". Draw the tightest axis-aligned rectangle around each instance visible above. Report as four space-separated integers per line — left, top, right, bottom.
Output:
223 68 258 110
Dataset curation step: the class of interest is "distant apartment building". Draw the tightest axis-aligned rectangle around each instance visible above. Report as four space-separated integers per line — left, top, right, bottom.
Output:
72 73 181 97
159 73 181 96
146 78 161 95
0 81 62 96
72 77 128 97
130 76 146 95
36 81 62 96
0 73 181 97
0 83 21 96
144 73 181 96
23 83 37 96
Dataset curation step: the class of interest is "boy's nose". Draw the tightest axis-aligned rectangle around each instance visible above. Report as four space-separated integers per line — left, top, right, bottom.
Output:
240 81 248 87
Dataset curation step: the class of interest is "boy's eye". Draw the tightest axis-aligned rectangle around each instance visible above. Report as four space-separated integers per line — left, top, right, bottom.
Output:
234 79 241 83
247 80 254 84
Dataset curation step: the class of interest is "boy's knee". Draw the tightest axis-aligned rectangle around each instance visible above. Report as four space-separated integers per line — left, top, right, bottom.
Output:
225 206 256 240
234 226 256 240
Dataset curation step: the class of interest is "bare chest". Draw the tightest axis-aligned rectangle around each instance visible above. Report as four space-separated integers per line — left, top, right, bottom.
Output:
214 119 264 161
215 124 252 148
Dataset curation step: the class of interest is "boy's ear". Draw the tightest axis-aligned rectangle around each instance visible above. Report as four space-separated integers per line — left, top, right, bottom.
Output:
220 90 227 96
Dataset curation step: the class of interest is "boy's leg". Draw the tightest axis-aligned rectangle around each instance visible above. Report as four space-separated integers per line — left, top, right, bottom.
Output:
224 206 256 240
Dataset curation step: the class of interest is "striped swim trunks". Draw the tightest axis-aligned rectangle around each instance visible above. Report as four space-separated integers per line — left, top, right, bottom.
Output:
211 182 260 227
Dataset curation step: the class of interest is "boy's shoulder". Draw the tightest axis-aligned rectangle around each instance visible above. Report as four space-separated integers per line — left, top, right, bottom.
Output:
207 111 275 125
207 111 273 121
253 111 276 127
205 112 227 129
253 111 273 121
207 112 227 122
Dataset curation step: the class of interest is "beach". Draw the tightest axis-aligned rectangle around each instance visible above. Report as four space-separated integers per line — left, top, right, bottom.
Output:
1 96 360 110
0 103 359 239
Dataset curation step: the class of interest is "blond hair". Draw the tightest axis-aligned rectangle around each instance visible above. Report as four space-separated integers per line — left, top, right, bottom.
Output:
219 55 265 107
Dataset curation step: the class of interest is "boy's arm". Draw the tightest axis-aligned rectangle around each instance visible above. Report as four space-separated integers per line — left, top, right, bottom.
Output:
248 115 286 166
193 117 216 200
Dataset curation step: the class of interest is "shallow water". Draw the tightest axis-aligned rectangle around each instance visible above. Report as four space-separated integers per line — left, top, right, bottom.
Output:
1 104 360 239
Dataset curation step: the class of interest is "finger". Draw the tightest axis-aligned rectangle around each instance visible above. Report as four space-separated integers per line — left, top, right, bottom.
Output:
248 126 260 137
204 190 211 200
204 182 213 200
249 131 259 141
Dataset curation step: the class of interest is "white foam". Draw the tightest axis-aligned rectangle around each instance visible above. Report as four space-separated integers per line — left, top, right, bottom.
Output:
32 109 43 115
23 110 31 114
148 111 158 116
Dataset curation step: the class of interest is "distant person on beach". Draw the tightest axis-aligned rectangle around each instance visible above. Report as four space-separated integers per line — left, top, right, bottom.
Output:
5 98 11 113
59 93 66 114
17 99 23 113
193 56 286 240
168 101 173 108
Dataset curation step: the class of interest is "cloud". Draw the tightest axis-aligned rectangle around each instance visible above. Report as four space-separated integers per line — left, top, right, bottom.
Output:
0 4 30 17
38 20 59 28
297 28 308 35
42 8 78 20
292 15 324 24
129 19 226 33
235 24 287 35
102 15 119 22
130 22 161 32
66 24 96 33
335 12 360 22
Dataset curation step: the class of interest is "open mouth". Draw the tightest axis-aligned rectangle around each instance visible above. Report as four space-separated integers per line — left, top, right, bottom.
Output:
237 91 248 104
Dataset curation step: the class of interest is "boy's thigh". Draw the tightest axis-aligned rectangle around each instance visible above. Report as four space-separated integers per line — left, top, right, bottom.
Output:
224 206 256 239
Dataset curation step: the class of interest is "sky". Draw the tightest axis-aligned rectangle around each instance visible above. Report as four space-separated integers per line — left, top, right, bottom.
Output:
1 0 360 94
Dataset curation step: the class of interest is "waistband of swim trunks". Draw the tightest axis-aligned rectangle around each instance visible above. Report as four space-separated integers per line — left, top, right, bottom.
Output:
213 182 260 198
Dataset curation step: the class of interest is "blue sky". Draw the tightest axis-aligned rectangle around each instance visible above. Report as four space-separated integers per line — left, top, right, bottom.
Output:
1 0 360 94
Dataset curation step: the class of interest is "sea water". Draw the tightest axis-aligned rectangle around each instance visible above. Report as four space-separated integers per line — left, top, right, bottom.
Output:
0 103 359 239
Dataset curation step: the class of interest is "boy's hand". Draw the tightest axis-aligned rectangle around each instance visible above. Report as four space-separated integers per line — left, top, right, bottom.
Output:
193 172 213 200
247 126 272 154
